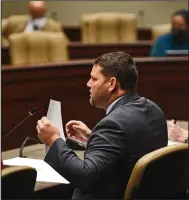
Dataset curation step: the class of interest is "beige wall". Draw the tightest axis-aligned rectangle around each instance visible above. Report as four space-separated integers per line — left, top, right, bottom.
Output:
2 1 188 27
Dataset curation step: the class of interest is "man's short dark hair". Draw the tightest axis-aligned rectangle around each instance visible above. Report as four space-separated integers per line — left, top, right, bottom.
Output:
94 52 138 90
172 9 189 26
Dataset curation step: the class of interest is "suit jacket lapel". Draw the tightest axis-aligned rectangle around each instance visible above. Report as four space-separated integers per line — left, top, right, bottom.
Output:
85 91 140 151
107 91 140 115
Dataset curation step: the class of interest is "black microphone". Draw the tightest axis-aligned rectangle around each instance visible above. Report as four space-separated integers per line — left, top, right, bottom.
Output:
19 136 39 157
2 107 38 140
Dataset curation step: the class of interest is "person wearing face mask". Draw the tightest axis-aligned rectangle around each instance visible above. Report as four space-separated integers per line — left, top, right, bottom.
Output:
150 9 189 57
24 1 61 32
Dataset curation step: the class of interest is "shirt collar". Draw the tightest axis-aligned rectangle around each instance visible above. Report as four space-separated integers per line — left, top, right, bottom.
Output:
106 96 123 115
29 16 47 27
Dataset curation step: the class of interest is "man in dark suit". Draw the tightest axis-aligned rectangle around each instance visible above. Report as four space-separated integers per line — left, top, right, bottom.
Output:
37 52 168 200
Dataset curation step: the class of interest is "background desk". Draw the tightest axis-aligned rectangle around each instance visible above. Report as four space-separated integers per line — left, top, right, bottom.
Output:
63 26 152 42
2 41 152 65
68 41 152 60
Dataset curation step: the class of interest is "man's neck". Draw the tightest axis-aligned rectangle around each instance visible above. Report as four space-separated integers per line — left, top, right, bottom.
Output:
106 96 124 115
30 15 46 21
105 90 127 111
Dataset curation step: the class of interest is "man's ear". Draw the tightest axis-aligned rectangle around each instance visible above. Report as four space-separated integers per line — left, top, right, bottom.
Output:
109 77 117 92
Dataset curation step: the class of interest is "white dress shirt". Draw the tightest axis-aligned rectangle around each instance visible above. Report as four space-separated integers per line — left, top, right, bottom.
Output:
106 96 123 115
24 17 47 32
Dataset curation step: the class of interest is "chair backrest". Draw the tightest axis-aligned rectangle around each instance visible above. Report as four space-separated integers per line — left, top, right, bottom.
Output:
124 143 188 200
151 23 171 41
2 166 37 198
2 15 67 47
2 18 9 47
5 15 28 35
9 31 69 65
80 12 137 43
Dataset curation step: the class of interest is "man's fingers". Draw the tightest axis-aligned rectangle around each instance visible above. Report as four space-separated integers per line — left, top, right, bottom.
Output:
37 120 44 129
36 125 40 133
66 121 80 135
37 117 51 130
41 116 50 125
66 125 75 133
71 136 76 140
72 124 84 132
66 120 80 127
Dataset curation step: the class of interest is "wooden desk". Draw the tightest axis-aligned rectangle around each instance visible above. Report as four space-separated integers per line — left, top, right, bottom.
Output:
2 144 84 192
2 41 152 65
63 25 152 42
2 57 188 151
68 41 152 60
2 46 10 65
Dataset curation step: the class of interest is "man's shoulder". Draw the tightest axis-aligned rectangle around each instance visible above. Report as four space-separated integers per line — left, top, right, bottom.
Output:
146 98 164 113
46 18 61 25
156 33 172 43
109 97 164 118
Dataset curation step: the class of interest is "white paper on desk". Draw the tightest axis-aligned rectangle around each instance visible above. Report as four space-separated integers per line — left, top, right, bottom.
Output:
168 140 181 146
46 99 65 153
3 157 69 184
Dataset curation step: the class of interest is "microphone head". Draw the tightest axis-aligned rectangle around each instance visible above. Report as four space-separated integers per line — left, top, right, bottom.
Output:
29 107 38 115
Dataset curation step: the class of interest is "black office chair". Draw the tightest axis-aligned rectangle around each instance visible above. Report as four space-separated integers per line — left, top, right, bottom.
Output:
124 143 188 200
2 166 37 199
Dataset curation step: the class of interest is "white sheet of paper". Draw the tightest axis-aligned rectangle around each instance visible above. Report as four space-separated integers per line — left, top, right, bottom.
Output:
168 140 181 146
46 99 65 153
3 157 69 184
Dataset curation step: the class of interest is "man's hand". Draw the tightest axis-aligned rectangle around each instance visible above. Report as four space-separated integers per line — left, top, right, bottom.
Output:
167 120 188 142
36 117 61 146
65 120 91 142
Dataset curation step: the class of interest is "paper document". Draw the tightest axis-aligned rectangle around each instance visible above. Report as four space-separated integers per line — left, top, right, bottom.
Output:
3 157 69 184
168 140 181 146
46 99 65 152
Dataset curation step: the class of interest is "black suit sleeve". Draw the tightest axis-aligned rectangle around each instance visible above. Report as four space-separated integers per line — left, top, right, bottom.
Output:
44 118 127 191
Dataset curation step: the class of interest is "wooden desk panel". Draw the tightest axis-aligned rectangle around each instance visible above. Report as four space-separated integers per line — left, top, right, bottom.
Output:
68 41 152 60
2 41 152 65
63 26 152 42
2 47 10 65
2 57 188 151
63 25 81 42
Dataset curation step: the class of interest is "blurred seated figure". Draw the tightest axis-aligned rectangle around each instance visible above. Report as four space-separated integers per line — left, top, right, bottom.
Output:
2 1 68 47
150 9 189 57
9 32 69 65
80 12 137 43
167 120 188 143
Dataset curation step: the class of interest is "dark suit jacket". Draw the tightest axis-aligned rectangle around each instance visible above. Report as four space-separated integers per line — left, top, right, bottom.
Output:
45 91 168 200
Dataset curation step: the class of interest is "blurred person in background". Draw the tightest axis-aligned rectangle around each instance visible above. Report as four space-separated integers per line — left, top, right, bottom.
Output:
24 1 60 32
2 1 68 47
150 9 189 57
